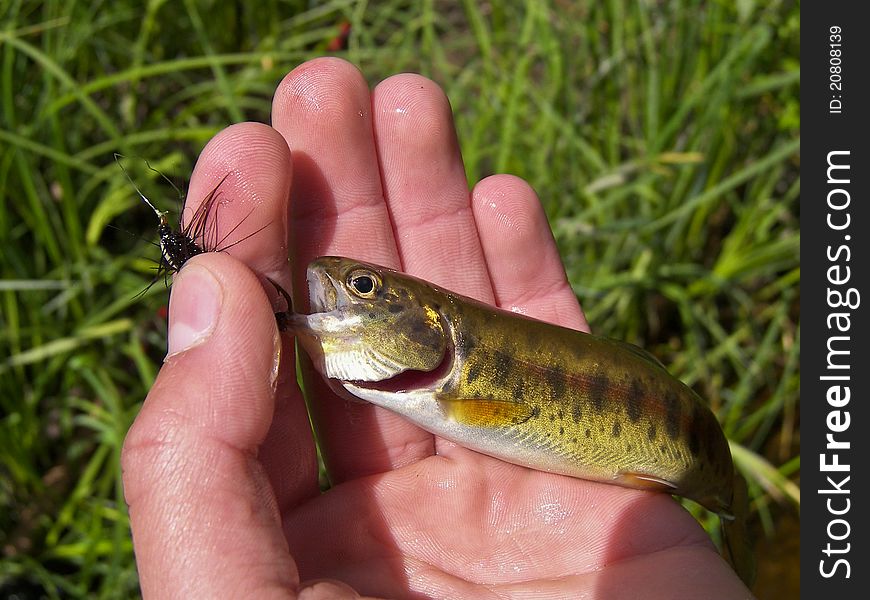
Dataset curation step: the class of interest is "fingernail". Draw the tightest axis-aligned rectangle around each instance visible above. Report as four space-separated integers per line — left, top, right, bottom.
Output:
270 332 282 391
166 264 222 358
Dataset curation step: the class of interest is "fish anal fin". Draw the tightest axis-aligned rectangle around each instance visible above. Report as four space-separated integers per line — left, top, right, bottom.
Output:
616 471 679 493
440 398 536 428
697 494 735 519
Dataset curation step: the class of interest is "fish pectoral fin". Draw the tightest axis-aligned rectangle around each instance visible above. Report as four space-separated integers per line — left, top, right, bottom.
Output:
616 471 679 492
439 397 536 427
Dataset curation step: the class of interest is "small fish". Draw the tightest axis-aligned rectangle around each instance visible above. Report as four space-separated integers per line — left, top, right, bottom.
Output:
290 256 754 585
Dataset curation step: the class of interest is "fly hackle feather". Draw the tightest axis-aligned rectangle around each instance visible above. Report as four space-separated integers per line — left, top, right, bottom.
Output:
118 155 292 329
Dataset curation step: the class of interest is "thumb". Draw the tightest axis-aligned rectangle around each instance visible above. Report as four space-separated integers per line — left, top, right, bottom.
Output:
122 253 299 598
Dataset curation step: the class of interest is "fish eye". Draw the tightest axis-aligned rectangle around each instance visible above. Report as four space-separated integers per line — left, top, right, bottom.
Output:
347 270 380 297
352 276 373 294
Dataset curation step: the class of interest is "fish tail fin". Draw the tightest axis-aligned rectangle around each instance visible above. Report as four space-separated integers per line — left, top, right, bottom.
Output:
721 472 756 587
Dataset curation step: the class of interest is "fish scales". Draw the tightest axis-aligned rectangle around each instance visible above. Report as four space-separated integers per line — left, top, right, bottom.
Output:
444 298 733 512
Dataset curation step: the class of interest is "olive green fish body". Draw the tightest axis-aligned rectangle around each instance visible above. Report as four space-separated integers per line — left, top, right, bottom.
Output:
434 298 735 517
293 256 735 518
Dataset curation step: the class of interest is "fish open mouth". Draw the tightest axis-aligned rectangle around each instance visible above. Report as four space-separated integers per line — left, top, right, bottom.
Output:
346 347 454 394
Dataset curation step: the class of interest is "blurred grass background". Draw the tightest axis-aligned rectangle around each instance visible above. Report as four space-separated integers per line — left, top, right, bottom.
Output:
1 0 799 597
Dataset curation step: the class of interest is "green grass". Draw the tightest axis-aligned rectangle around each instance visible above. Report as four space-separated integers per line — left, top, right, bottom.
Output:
1 0 799 597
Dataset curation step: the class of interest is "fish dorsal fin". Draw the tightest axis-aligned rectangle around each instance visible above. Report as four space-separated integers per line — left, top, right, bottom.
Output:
439 397 536 428
616 471 679 492
607 339 667 370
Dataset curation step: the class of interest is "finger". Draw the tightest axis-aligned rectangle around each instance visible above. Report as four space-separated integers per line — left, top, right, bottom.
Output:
188 124 318 510
186 122 293 289
271 57 398 278
122 254 303 597
271 58 432 482
371 74 492 300
472 175 590 332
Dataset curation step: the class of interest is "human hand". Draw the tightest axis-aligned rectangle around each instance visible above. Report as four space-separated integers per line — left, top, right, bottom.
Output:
122 58 753 599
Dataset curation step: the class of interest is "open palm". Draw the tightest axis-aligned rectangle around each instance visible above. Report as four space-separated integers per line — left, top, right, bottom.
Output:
122 58 751 599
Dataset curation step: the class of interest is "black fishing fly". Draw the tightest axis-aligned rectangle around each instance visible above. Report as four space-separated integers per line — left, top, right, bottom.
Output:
117 154 292 329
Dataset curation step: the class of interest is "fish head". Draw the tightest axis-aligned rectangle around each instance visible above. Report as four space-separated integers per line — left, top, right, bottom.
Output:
292 256 451 384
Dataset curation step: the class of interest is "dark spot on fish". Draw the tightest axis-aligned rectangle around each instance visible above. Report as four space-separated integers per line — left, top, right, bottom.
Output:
659 444 668 455
459 333 477 353
585 428 591 438
627 379 644 422
626 443 633 452
664 391 681 440
411 322 444 353
549 413 556 422
467 363 482 384
647 423 657 441
388 303 404 314
530 406 541 419
571 437 577 444
368 312 377 319
557 409 564 420
612 420 622 437
492 349 514 384
512 380 525 401
546 368 567 401
588 373 609 412
559 426 564 436
572 401 582 424
411 320 429 335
